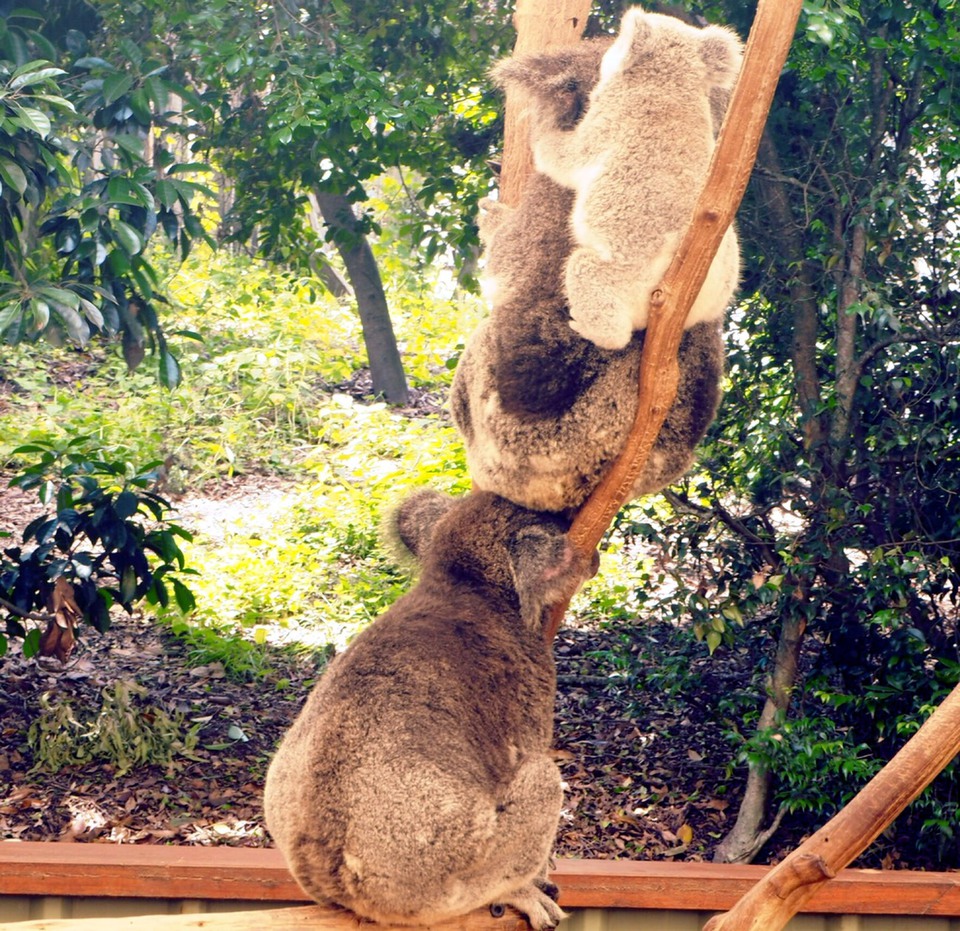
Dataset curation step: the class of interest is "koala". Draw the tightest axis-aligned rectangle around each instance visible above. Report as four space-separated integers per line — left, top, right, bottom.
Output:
450 24 726 514
263 490 597 930
530 6 744 351
478 37 613 311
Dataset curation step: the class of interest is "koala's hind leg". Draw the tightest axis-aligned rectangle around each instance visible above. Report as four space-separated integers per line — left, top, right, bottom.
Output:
564 246 638 350
468 757 568 930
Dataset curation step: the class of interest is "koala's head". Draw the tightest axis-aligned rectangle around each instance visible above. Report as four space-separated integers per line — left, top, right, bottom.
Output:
599 6 743 96
392 489 597 630
490 37 613 132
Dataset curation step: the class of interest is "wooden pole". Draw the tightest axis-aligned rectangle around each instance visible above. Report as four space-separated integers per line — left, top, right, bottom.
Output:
703 681 960 930
543 0 804 642
498 0 592 207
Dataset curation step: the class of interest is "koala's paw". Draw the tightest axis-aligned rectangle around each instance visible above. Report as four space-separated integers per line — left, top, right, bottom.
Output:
568 313 633 351
494 883 568 930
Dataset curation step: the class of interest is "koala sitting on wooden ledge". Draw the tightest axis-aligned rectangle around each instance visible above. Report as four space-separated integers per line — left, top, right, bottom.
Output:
264 490 597 930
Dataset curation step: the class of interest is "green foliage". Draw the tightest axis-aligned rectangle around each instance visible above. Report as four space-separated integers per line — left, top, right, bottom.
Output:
118 0 510 277
0 435 194 657
0 6 212 381
612 0 960 861
27 679 200 774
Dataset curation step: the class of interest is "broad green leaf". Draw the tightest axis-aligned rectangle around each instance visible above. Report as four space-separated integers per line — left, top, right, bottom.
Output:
0 157 27 195
9 67 66 90
106 176 154 209
0 302 21 335
23 628 41 659
102 72 135 105
37 286 80 309
110 218 144 254
57 304 90 345
79 298 105 329
11 105 51 138
31 299 50 331
159 350 181 389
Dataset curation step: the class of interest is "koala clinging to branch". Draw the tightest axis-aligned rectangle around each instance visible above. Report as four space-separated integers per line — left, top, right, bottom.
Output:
450 25 726 513
531 6 744 351
264 490 597 930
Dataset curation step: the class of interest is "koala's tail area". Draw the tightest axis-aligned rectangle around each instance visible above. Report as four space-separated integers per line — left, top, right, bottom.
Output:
495 329 610 418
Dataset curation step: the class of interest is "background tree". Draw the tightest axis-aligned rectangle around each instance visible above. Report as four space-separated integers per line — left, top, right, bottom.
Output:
622 0 960 864
94 0 516 403
0 0 212 383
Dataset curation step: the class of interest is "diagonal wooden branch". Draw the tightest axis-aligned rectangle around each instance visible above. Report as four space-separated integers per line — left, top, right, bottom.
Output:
703 680 960 931
540 0 804 641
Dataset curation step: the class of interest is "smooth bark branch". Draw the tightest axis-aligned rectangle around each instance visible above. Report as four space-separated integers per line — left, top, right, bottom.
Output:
498 0 592 206
566 0 804 556
703 681 960 931
541 0 804 642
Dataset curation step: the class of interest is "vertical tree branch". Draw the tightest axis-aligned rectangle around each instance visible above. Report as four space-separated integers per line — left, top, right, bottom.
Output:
498 0 592 207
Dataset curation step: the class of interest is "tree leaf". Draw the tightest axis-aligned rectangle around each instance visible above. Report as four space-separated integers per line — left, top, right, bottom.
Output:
101 72 134 105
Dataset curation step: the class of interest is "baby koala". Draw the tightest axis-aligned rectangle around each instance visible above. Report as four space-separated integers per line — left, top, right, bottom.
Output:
530 6 744 350
264 490 597 930
450 27 726 513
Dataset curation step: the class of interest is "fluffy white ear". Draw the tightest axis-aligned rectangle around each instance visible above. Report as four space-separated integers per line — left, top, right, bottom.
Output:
598 6 652 88
699 24 744 90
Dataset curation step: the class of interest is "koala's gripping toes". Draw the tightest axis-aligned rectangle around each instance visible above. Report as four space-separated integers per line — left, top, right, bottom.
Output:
264 491 597 929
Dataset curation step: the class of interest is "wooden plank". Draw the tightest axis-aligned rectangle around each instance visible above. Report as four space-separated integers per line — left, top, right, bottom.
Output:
0 904 530 931
2 846 960 917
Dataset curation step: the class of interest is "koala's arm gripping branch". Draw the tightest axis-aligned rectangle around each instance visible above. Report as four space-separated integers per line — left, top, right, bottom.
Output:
568 0 803 557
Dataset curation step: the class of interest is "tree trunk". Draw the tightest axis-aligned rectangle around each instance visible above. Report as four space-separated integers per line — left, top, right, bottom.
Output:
313 191 408 405
714 132 819 863
499 0 592 206
712 612 803 863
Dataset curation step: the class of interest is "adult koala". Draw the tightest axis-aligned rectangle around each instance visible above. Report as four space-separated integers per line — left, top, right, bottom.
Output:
264 490 597 930
533 6 743 350
451 13 733 514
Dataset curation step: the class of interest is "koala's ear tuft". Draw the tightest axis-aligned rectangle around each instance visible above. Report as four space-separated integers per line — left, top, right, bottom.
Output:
384 489 456 566
699 25 744 90
489 56 536 91
508 523 594 629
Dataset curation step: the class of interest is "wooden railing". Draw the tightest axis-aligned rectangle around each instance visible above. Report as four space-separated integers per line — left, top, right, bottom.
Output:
2 843 960 923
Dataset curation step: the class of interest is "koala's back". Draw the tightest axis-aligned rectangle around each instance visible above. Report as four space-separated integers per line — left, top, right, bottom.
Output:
263 580 555 917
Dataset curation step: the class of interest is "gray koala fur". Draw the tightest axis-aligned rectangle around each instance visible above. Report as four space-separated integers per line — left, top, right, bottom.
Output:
532 6 744 350
264 490 597 930
450 26 727 514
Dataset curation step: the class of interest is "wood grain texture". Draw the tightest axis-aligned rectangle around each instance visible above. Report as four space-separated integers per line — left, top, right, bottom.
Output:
2 846 960 917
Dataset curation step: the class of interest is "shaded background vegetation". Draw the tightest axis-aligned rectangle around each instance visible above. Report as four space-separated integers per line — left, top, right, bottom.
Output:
2 0 960 868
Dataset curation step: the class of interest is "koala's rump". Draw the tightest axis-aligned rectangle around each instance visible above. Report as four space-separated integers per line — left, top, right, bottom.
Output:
264 587 557 911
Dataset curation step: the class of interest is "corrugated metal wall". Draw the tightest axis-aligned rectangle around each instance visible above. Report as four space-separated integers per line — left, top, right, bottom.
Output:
3 900 960 929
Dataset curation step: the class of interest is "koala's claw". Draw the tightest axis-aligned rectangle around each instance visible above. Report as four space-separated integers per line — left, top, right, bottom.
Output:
499 883 568 930
535 878 561 902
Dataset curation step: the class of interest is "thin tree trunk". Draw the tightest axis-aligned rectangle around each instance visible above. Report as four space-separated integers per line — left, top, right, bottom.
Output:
499 0 592 206
713 611 803 863
313 191 408 405
714 132 818 863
